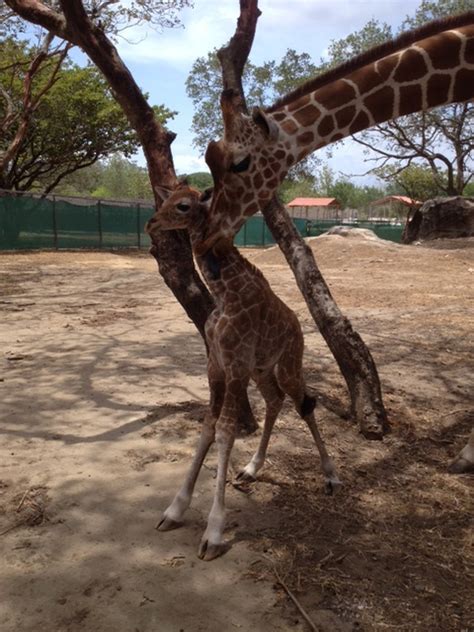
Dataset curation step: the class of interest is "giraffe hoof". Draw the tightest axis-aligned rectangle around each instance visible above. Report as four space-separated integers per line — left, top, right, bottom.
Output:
198 539 228 561
235 469 256 483
324 478 343 496
156 515 183 531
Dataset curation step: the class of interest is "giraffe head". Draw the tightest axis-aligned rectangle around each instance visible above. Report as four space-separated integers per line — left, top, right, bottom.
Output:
145 183 212 238
200 89 293 253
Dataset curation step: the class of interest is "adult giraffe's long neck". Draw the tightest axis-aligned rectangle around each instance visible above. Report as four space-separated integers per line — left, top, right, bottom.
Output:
267 24 474 167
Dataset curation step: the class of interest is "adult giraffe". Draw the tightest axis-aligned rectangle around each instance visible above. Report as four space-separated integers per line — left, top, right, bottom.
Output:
199 12 474 252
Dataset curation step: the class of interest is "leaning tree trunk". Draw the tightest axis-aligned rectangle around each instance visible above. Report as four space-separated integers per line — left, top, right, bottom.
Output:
4 0 258 433
216 0 388 438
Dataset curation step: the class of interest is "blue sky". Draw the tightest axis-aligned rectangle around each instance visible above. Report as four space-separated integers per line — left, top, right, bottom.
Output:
113 0 424 181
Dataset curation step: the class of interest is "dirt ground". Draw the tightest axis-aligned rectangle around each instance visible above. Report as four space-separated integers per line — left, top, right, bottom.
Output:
0 232 473 632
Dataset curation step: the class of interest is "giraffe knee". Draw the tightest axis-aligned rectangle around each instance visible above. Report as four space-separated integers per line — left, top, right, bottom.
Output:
300 393 316 418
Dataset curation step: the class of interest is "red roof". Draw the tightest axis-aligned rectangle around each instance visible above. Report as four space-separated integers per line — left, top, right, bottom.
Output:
371 195 422 207
287 197 340 207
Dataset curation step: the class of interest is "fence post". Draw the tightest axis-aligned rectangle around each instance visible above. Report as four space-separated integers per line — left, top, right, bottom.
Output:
137 203 141 249
52 195 58 249
97 199 103 249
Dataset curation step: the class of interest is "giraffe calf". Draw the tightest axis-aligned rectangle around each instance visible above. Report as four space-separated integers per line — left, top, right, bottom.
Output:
145 184 341 561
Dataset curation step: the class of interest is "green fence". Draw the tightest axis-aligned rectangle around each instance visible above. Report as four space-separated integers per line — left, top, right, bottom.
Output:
0 190 403 251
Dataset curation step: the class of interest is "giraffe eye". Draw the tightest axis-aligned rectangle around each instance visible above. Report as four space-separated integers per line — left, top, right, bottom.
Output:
176 203 191 212
230 155 251 173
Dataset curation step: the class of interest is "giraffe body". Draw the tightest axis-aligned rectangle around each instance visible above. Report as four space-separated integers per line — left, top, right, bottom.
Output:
145 185 339 560
201 15 474 252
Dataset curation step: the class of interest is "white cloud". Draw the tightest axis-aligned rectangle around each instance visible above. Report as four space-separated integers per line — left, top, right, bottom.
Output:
174 153 209 175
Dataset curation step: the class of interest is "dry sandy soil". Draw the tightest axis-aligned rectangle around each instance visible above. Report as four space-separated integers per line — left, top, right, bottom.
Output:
0 232 473 632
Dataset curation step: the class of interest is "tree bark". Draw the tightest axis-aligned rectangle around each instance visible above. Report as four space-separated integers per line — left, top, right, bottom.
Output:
216 0 389 438
4 0 258 434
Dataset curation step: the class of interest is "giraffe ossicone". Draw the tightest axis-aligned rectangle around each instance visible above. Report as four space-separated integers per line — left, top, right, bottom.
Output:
145 183 340 561
200 14 474 253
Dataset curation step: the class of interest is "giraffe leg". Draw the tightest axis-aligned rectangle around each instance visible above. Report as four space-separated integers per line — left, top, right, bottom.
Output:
237 372 284 482
157 360 224 531
198 376 247 561
277 361 341 494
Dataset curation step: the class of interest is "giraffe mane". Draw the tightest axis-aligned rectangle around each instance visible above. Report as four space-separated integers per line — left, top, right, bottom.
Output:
265 10 474 114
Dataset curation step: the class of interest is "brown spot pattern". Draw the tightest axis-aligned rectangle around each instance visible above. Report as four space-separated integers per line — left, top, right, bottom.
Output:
348 66 389 95
465 32 474 64
452 68 474 102
274 149 286 159
364 86 394 123
349 110 370 135
375 54 399 81
330 133 344 142
287 94 311 112
424 32 461 70
393 49 428 82
273 112 286 121
427 73 452 107
281 119 299 134
296 131 315 146
315 79 356 110
335 105 356 129
318 115 335 138
293 104 320 127
399 84 422 116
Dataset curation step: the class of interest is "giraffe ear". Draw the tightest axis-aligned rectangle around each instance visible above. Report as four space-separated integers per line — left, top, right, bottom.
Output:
155 185 173 203
200 187 213 209
252 107 279 141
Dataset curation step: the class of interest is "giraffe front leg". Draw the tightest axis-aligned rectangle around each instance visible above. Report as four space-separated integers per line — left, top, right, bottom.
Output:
198 425 235 561
157 419 215 531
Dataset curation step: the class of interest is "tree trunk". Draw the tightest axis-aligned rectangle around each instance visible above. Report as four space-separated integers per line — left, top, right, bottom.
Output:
4 0 258 434
263 199 388 437
216 0 388 438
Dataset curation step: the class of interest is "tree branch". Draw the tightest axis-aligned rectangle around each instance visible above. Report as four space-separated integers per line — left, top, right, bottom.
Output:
214 0 388 438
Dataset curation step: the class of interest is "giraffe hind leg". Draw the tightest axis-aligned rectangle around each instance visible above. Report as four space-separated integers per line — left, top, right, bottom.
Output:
276 363 341 493
236 371 284 482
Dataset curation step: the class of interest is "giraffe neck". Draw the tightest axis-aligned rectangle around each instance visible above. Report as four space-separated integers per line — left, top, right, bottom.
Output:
188 218 264 299
268 24 474 169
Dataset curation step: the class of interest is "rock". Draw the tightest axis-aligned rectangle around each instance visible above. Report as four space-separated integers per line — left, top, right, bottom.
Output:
402 196 474 244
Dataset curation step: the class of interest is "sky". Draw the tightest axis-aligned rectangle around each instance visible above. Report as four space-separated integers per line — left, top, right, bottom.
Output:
111 0 425 182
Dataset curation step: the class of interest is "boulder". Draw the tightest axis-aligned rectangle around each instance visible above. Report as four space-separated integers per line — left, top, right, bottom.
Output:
402 196 474 244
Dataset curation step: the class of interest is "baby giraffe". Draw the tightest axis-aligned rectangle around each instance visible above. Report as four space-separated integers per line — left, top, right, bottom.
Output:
145 184 340 561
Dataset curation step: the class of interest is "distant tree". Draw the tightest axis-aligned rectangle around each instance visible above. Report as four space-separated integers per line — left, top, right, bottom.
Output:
0 35 174 195
184 171 213 191
379 164 445 201
186 48 319 180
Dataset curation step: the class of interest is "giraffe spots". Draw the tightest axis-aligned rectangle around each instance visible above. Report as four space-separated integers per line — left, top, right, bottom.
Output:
281 119 299 134
263 167 273 179
399 84 422 116
363 86 394 124
254 173 264 189
375 54 399 82
286 154 295 167
335 105 356 130
274 149 286 160
393 49 428 82
424 32 462 70
349 110 370 135
427 73 452 107
317 115 335 138
293 104 321 127
315 79 356 110
453 68 474 102
269 160 280 173
243 192 255 204
287 94 311 112
296 130 314 146
272 112 287 121
267 177 279 190
465 32 474 64
330 133 344 143
346 66 388 96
